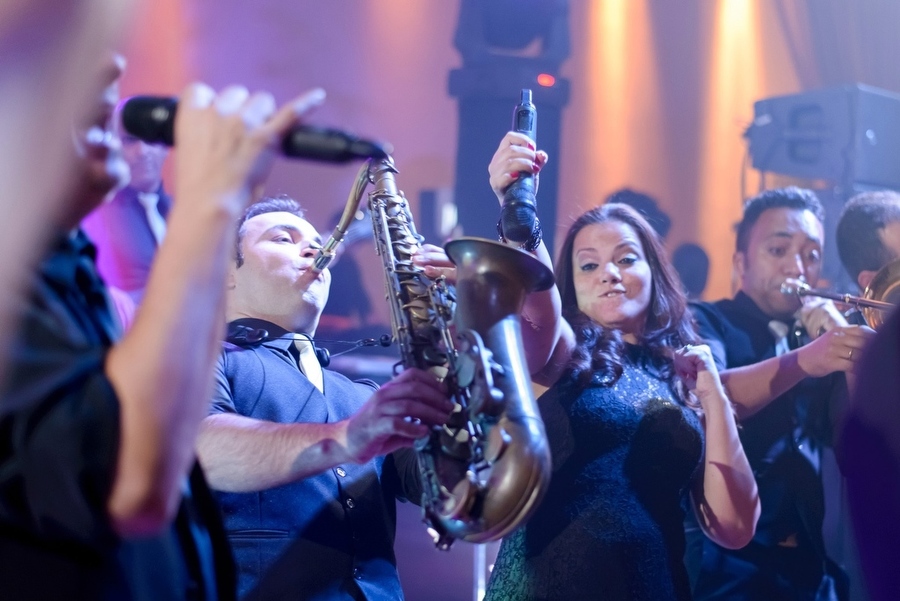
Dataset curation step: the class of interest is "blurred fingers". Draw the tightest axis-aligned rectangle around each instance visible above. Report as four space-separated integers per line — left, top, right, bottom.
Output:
214 85 250 115
370 397 450 427
416 243 446 256
259 87 327 140
291 87 327 117
387 418 430 440
533 150 549 173
422 265 457 282
412 245 454 267
504 131 535 150
181 82 216 109
242 91 277 129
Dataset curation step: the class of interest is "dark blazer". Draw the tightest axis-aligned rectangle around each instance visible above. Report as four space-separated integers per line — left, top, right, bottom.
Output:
81 184 171 301
211 319 420 601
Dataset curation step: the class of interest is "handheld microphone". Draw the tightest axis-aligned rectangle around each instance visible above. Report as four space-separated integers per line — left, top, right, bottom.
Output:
121 96 391 163
500 89 538 244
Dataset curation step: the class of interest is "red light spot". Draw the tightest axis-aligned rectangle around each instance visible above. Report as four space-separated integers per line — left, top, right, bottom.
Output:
537 73 556 87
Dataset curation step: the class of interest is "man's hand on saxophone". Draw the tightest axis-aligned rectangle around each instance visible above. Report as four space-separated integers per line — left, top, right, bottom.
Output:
343 368 451 463
412 243 458 282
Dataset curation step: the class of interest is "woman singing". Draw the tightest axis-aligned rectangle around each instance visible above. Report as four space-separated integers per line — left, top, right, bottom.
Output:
479 133 759 600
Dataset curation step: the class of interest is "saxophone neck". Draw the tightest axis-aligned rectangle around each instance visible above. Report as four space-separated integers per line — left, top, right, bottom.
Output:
311 159 380 272
369 156 400 195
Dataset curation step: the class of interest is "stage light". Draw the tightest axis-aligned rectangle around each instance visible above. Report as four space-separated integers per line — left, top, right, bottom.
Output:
537 73 556 87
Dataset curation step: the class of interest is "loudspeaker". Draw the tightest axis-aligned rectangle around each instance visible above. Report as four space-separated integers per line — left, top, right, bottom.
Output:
746 84 900 189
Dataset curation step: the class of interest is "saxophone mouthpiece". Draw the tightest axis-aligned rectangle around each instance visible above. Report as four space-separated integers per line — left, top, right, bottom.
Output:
312 237 342 272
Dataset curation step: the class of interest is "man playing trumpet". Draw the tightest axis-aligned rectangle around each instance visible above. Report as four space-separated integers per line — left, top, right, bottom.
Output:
684 187 875 601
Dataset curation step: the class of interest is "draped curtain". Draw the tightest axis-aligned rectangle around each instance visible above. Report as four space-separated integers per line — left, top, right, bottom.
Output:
119 0 900 301
793 0 900 91
554 0 900 298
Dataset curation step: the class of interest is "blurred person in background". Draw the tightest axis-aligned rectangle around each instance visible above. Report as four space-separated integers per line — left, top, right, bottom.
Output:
83 98 171 305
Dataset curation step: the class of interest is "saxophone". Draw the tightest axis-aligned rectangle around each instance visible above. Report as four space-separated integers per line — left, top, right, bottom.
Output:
314 157 553 549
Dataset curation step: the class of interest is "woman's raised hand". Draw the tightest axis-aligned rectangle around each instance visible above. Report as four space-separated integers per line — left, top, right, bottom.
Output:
487 131 548 205
673 344 728 407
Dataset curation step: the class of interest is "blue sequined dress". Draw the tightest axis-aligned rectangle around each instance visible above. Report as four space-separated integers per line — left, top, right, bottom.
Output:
485 345 704 601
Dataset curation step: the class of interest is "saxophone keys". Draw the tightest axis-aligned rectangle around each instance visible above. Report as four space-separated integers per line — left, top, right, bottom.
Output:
421 346 448 367
440 472 479 522
484 426 512 464
438 428 469 460
479 386 505 417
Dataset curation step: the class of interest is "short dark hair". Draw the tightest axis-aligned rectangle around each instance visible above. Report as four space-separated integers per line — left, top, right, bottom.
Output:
836 190 900 281
235 195 305 267
605 188 672 240
734 186 824 253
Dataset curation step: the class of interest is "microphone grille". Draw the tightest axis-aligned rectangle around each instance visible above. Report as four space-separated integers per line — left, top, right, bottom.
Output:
121 96 178 146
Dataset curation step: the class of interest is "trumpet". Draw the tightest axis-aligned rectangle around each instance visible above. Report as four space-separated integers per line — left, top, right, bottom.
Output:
780 258 900 328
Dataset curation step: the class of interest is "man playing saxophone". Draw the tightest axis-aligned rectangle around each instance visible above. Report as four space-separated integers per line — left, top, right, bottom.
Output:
195 195 453 600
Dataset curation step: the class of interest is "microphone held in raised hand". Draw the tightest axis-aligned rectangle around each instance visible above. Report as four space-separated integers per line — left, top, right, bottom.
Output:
121 95 391 163
500 89 539 246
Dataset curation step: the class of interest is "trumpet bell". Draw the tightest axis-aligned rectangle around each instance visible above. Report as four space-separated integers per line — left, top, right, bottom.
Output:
863 258 900 328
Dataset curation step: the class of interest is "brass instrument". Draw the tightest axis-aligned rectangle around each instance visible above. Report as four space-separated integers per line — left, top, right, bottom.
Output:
780 258 900 328
314 157 553 549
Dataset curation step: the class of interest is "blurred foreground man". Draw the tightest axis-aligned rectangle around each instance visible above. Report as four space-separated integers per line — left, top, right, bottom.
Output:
0 53 324 599
0 0 132 369
834 190 900 601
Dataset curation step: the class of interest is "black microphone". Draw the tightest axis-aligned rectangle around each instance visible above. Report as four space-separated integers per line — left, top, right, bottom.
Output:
500 89 538 244
121 96 391 163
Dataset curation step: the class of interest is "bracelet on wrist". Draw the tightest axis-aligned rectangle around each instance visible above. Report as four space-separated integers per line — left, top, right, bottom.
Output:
497 216 542 253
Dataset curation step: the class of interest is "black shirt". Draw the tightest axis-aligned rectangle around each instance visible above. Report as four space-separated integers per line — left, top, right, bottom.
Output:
0 230 234 600
689 291 844 549
684 291 847 600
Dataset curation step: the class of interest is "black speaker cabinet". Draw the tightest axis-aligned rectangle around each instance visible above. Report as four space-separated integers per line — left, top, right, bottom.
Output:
746 84 900 189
